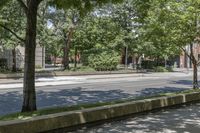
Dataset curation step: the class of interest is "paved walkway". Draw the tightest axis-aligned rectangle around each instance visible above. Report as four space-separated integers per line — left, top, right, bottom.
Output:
0 70 193 84
0 73 143 84
73 103 200 133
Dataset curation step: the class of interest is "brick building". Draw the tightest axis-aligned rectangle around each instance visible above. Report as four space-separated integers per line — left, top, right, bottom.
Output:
176 44 200 68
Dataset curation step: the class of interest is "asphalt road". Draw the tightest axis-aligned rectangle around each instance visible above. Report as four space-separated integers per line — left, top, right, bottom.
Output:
73 102 200 133
0 72 197 115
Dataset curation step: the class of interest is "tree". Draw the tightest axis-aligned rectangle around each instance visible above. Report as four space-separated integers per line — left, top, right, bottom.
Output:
108 0 154 67
48 8 81 70
143 0 200 89
0 0 122 112
72 15 124 66
0 0 25 72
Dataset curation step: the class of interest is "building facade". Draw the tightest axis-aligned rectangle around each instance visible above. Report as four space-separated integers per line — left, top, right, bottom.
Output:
179 44 200 68
0 45 45 69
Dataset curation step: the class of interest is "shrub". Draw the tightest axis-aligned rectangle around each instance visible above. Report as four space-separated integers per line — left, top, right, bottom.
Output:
35 65 42 69
88 51 120 71
166 66 173 72
0 58 8 72
70 66 95 72
141 60 156 69
154 66 168 72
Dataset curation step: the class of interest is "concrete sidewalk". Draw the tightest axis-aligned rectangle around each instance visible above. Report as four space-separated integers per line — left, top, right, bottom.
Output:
0 73 145 85
0 71 194 86
0 79 22 84
0 69 142 79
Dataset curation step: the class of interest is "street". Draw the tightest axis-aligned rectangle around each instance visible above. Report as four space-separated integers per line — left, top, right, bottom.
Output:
0 71 196 115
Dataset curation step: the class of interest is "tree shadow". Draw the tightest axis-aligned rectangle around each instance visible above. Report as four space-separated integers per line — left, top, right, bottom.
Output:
0 91 22 116
36 88 132 108
0 85 190 116
0 88 132 116
171 80 193 86
75 103 200 133
135 87 188 98
171 80 200 86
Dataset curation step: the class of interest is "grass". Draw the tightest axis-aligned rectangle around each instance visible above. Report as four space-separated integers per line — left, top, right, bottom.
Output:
68 66 96 72
153 66 174 72
0 89 200 121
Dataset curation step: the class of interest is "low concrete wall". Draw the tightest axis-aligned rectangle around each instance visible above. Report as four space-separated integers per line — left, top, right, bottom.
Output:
0 92 200 133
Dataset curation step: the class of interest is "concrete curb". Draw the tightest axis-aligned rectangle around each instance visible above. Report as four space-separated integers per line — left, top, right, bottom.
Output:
0 92 199 133
0 70 146 79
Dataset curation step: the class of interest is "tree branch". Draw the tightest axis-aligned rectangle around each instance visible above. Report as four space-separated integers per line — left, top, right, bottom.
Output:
0 23 25 43
197 60 200 65
180 47 193 61
16 0 28 13
180 46 193 61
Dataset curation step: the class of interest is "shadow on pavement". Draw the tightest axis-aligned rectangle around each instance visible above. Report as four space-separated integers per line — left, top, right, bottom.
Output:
74 103 200 133
171 79 200 86
36 88 132 108
0 80 191 116
172 80 193 85
136 87 188 98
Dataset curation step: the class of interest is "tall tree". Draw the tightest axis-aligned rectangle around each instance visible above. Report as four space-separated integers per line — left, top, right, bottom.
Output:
0 0 122 112
143 0 200 89
72 15 124 65
109 0 153 66
48 9 80 70
0 0 25 72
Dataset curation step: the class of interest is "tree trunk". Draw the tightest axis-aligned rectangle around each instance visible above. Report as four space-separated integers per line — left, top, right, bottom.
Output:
190 43 199 89
63 27 74 70
12 47 17 72
193 62 198 89
132 54 136 69
63 39 70 70
22 0 39 112
74 47 77 69
54 55 57 67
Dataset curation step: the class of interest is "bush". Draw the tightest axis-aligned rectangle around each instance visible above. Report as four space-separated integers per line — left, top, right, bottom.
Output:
166 66 173 72
154 66 168 72
88 51 120 71
70 66 95 72
35 65 42 69
0 58 8 72
141 60 156 69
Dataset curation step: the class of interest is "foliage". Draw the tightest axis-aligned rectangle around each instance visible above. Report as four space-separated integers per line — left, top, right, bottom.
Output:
143 0 200 88
72 15 124 66
142 0 200 57
0 0 25 48
0 58 8 72
154 66 168 72
166 66 173 72
109 0 144 57
69 66 95 72
88 51 120 71
141 60 156 69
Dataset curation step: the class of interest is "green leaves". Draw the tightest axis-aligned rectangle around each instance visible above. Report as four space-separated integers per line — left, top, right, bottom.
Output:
0 0 25 47
140 0 200 58
50 0 122 16
88 51 120 71
0 0 10 9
